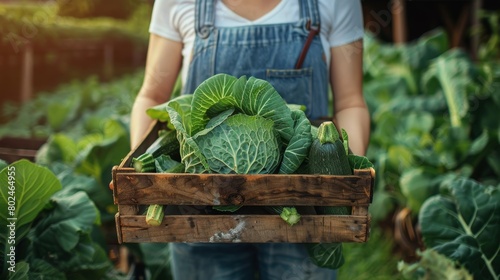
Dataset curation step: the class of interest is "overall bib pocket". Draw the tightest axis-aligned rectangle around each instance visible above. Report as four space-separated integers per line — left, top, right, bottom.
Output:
266 67 313 115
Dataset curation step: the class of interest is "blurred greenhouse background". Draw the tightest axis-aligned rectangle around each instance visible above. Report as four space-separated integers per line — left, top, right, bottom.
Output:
1 0 499 279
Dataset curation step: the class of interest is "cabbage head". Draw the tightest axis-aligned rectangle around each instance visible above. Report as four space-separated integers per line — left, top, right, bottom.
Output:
148 74 311 175
195 113 281 174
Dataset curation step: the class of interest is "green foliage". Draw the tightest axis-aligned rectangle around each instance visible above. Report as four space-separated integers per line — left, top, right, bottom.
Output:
56 0 142 20
74 118 130 185
32 118 130 240
399 167 442 214
136 244 173 280
307 243 344 269
0 160 61 243
0 160 122 279
0 72 143 277
365 14 500 278
364 26 500 222
32 192 100 266
418 178 500 280
348 155 374 170
338 228 405 280
0 71 142 139
50 162 112 215
422 51 479 127
278 109 312 174
0 2 150 49
476 10 500 63
398 249 473 280
0 159 8 171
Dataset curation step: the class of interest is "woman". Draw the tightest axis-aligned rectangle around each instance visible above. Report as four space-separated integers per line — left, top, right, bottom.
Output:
131 0 370 279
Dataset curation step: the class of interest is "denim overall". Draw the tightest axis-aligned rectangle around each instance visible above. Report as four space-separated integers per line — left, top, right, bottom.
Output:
182 0 329 120
171 0 336 279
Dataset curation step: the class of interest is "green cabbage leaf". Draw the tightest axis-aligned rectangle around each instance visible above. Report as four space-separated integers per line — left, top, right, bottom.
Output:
419 178 500 280
195 113 280 174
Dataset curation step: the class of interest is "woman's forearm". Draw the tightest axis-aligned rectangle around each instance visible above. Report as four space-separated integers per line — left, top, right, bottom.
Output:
329 40 369 155
130 94 162 149
129 34 183 149
334 106 370 156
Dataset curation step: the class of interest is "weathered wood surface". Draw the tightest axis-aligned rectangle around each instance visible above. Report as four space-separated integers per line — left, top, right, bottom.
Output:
117 214 370 243
113 170 373 206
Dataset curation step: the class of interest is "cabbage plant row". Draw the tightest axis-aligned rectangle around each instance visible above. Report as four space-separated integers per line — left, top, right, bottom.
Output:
363 18 500 279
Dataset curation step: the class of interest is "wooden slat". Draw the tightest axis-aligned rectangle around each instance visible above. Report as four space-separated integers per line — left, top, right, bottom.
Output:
118 205 139 215
118 214 370 243
114 172 372 206
354 168 375 203
115 213 123 244
351 206 369 216
113 167 140 215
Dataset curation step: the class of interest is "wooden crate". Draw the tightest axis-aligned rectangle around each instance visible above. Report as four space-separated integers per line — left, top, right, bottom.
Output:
112 122 375 244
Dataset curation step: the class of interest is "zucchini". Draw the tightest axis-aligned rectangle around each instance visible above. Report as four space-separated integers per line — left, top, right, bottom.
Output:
308 121 352 215
146 129 180 159
131 129 181 173
146 204 164 226
131 153 155 172
305 121 350 269
309 121 351 175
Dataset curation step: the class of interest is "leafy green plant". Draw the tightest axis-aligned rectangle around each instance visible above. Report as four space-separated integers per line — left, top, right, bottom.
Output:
0 2 150 48
0 68 169 278
56 0 142 20
416 178 499 280
398 249 473 280
0 71 142 139
0 160 124 279
0 160 61 248
364 27 500 222
363 13 500 278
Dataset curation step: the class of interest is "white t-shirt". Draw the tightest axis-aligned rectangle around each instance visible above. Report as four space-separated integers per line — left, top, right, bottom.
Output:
149 0 364 85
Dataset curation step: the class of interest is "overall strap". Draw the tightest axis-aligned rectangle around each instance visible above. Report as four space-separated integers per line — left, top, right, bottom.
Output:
295 0 321 69
195 0 215 39
299 0 321 31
